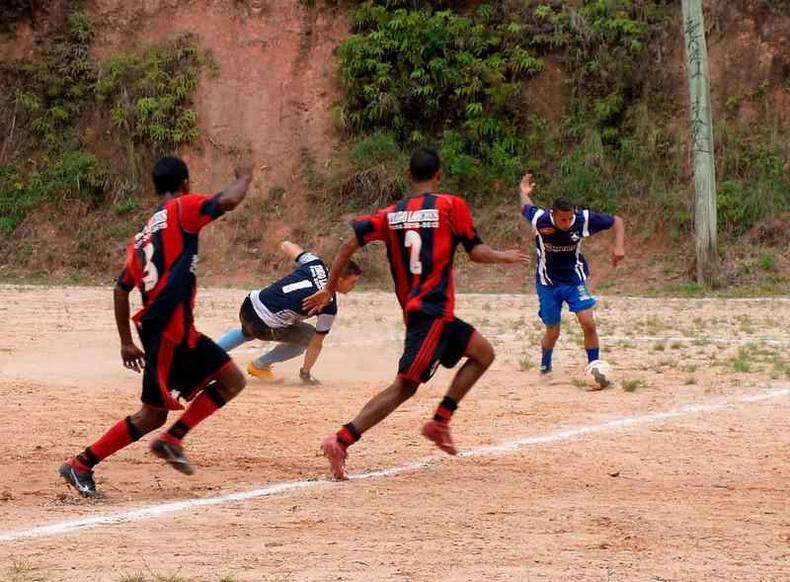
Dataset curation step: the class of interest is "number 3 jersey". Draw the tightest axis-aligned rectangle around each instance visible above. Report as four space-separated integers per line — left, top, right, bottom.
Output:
248 252 338 334
352 193 482 321
117 193 224 345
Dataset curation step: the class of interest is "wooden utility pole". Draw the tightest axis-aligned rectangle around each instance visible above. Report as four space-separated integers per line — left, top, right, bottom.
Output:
682 0 718 286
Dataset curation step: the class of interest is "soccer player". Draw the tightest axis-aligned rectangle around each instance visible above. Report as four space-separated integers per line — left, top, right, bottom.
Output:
518 173 625 382
304 146 527 479
59 157 253 497
215 240 361 385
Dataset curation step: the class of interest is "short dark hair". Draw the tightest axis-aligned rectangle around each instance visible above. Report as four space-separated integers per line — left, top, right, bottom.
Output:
152 156 189 195
551 197 574 212
343 260 362 277
409 146 441 182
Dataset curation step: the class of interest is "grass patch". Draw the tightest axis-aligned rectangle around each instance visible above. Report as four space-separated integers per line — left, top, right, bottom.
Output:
622 379 646 392
519 356 535 372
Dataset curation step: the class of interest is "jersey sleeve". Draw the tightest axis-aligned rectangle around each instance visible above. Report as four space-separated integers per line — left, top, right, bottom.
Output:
315 295 338 334
351 210 388 247
115 243 140 291
522 204 542 223
179 193 225 233
451 196 483 252
584 210 615 236
296 251 321 266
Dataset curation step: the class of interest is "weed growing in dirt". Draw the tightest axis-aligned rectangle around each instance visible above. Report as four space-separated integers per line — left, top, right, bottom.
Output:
519 355 535 372
8 558 44 582
622 379 646 392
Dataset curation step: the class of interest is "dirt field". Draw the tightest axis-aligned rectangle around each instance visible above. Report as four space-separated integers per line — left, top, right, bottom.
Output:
0 285 788 581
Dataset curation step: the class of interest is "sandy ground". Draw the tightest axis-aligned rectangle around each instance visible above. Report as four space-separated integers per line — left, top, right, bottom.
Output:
0 285 788 581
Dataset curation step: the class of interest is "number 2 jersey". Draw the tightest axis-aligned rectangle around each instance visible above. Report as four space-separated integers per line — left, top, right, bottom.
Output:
352 192 482 321
117 193 224 345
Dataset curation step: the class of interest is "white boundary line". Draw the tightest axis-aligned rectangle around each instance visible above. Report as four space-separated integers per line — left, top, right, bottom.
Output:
1 385 787 544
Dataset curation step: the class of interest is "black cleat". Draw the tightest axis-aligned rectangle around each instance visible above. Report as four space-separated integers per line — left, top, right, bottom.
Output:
299 368 321 385
59 461 103 498
150 438 195 475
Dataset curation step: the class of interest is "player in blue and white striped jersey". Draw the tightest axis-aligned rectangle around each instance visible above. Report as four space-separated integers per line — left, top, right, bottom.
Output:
519 174 625 375
216 241 361 384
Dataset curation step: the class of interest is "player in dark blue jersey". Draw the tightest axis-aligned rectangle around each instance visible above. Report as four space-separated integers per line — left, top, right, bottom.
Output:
519 174 625 383
216 241 361 384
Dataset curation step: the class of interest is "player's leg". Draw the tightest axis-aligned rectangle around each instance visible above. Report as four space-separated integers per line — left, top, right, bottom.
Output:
248 323 313 380
423 320 492 455
320 376 419 480
537 283 562 373
150 336 246 475
320 313 438 479
59 331 172 497
59 404 168 498
215 327 251 352
567 283 599 364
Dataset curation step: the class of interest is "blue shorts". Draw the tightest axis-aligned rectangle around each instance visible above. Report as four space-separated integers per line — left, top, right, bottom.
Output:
536 282 596 326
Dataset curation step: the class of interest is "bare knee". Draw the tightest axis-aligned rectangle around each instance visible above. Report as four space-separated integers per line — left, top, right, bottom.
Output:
393 378 419 400
467 332 495 369
214 362 246 401
129 405 168 434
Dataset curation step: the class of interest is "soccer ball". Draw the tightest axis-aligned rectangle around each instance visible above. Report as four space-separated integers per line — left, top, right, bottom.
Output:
585 359 611 390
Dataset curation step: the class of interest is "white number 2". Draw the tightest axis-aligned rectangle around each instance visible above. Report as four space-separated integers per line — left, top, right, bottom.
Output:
404 230 423 275
142 242 159 291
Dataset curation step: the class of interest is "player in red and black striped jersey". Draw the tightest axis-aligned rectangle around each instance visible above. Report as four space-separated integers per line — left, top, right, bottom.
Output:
304 146 528 479
59 157 253 497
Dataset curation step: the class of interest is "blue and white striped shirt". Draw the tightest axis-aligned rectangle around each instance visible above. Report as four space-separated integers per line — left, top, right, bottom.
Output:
522 205 615 286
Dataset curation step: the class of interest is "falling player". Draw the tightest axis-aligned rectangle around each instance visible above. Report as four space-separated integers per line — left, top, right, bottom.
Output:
59 157 253 497
304 146 528 479
215 240 361 385
518 173 625 382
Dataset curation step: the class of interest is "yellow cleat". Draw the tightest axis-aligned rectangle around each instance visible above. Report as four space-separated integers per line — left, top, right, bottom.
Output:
246 362 276 382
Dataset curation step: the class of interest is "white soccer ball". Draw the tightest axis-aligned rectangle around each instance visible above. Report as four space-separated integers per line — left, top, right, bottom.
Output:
585 359 611 390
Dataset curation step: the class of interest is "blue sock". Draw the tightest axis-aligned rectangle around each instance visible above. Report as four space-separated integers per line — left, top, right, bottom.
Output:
540 347 553 370
216 327 249 352
586 347 600 363
253 343 307 368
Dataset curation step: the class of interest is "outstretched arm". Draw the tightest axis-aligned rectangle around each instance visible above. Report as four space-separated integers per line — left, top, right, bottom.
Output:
519 173 536 209
468 244 528 264
280 240 304 261
612 215 625 266
216 166 254 212
114 286 144 373
303 236 360 314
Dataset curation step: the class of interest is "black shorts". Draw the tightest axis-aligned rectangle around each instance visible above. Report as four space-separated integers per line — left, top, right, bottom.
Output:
239 296 315 346
398 312 476 384
140 329 231 410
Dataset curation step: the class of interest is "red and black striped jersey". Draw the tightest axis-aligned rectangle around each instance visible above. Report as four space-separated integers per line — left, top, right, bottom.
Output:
117 193 224 345
352 192 482 320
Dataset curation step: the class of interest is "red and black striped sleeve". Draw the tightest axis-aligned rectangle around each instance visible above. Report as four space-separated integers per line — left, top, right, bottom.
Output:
451 196 483 252
351 209 388 247
116 243 140 291
179 193 225 233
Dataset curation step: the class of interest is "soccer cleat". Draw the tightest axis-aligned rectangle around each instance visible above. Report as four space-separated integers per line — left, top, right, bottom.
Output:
59 460 103 498
321 435 348 480
247 362 276 382
299 368 321 385
150 438 195 475
422 420 458 456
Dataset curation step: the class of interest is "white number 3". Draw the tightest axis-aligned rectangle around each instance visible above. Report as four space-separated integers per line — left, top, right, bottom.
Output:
142 242 159 291
404 230 423 275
